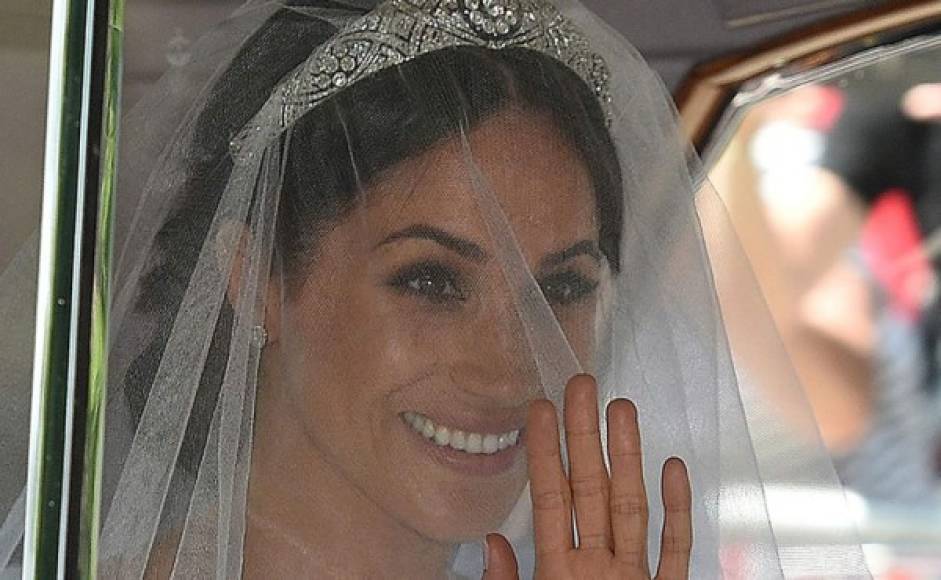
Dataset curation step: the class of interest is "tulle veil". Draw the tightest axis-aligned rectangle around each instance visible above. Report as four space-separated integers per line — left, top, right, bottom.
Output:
0 0 873 577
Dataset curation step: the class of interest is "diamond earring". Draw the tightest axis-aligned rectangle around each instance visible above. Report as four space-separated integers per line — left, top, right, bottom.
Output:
252 325 269 348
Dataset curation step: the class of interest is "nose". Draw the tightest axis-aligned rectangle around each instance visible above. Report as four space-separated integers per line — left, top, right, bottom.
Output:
449 281 580 406
447 292 539 406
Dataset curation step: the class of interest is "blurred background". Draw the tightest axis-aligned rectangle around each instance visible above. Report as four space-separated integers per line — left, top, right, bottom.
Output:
708 38 941 577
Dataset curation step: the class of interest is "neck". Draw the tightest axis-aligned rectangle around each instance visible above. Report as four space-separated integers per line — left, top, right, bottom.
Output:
241 351 455 579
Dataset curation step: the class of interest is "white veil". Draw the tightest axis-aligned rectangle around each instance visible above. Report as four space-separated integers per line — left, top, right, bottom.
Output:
1 0 872 577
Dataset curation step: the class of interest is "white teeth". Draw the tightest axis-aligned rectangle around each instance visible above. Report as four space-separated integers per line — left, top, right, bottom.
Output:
403 412 520 455
421 420 436 439
451 430 467 451
434 425 450 446
466 433 483 454
482 434 499 454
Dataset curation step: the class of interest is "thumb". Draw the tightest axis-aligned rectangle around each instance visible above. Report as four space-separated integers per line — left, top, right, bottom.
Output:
481 533 519 580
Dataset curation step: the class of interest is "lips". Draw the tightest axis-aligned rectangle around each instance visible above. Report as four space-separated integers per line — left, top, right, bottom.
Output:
402 411 521 455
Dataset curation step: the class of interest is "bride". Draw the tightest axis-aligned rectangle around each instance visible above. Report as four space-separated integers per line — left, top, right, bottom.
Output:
0 0 872 577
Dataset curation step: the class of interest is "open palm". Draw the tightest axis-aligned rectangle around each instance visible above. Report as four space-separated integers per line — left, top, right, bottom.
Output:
483 374 692 580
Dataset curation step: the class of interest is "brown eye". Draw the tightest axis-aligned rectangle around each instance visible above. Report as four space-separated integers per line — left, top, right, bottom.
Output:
388 261 467 304
539 271 599 306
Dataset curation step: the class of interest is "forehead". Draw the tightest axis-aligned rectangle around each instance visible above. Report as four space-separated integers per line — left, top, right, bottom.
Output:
362 110 598 252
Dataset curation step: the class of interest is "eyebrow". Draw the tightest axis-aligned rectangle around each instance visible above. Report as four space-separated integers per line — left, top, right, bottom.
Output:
539 240 602 270
376 224 488 261
377 223 601 268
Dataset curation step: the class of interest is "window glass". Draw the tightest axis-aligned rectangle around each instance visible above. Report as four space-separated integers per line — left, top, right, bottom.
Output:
707 36 941 578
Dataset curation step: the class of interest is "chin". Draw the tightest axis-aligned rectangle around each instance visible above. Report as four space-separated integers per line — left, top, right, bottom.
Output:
393 449 528 542
406 477 527 542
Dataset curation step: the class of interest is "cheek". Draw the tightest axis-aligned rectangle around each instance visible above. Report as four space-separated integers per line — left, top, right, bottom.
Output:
284 284 439 413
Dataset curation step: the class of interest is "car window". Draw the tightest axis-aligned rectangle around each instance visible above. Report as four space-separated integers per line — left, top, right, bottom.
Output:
706 35 941 578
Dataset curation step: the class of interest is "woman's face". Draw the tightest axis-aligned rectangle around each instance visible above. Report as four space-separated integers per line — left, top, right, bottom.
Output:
273 110 604 542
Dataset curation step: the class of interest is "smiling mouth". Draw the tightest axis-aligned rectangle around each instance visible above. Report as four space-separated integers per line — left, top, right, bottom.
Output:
402 411 521 455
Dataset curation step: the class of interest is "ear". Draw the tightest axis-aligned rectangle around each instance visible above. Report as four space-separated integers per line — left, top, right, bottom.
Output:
220 221 282 346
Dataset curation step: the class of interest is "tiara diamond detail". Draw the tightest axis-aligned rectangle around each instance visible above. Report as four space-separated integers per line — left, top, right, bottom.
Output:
230 0 611 162
459 0 524 39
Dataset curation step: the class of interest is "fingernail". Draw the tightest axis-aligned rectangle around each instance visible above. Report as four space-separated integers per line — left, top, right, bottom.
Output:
482 536 490 571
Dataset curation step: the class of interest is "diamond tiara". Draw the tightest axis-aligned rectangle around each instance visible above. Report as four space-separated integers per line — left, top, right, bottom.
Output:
231 0 611 162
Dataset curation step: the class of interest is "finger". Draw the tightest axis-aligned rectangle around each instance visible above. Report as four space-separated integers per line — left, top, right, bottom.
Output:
526 398 574 556
655 458 692 580
563 374 611 550
608 399 649 571
481 533 519 580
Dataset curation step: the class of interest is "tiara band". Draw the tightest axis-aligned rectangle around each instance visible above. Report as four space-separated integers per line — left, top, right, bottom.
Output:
231 0 611 162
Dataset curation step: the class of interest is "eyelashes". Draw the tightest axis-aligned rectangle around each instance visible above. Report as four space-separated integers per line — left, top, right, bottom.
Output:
387 261 468 304
386 260 598 308
538 270 600 306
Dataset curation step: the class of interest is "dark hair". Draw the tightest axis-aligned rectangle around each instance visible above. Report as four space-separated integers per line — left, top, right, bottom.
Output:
142 19 621 314
277 46 623 286
124 4 622 540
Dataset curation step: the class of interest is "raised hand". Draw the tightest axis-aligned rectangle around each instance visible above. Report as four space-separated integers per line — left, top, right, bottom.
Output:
483 374 691 580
